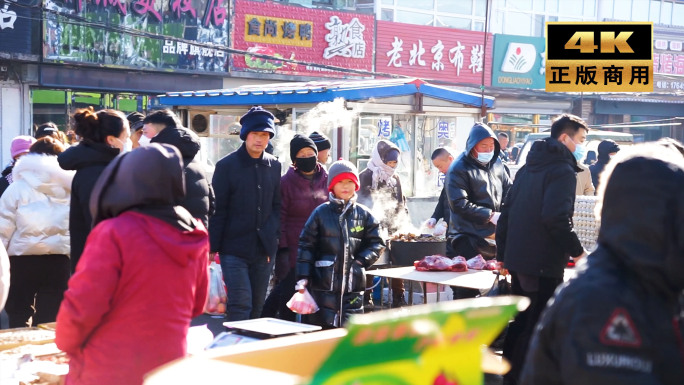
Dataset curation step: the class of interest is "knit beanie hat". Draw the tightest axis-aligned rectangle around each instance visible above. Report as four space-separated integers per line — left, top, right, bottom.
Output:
383 148 400 163
327 160 359 192
10 136 36 158
127 112 145 132
290 134 318 161
239 106 276 141
309 131 331 152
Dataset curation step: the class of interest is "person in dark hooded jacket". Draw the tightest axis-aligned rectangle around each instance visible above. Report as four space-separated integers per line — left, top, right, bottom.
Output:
56 143 209 385
496 114 589 385
446 123 511 298
297 160 384 328
589 139 620 192
58 107 128 273
144 109 214 228
520 139 684 385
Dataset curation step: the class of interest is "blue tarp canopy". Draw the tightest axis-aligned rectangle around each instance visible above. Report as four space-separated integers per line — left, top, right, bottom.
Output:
158 78 494 109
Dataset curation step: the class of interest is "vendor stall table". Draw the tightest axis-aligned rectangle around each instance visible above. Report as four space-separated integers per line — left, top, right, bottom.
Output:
368 267 577 306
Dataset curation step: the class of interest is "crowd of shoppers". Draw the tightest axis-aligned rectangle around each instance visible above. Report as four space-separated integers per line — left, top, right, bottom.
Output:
0 107 681 385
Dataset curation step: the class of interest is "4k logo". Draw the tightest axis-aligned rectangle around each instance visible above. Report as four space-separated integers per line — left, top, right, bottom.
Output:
546 22 653 92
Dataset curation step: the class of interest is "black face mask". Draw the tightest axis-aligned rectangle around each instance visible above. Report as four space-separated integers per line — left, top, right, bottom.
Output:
295 156 317 173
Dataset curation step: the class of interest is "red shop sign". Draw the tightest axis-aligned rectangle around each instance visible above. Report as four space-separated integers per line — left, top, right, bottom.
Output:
376 20 492 86
232 0 374 78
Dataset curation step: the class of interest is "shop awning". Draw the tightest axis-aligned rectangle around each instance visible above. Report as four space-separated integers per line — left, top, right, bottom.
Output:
158 78 494 108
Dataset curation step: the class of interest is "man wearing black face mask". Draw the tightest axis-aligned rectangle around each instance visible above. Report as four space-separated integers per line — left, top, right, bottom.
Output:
261 134 329 320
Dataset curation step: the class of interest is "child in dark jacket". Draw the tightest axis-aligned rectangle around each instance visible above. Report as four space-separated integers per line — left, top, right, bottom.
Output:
297 160 385 328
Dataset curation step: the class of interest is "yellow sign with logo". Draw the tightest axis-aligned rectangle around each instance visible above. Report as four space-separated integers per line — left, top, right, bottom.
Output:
244 14 313 48
546 22 653 92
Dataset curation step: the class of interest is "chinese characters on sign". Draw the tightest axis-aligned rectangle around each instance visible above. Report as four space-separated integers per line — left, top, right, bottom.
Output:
44 0 229 73
437 121 450 139
653 39 684 75
376 21 492 85
386 37 482 74
323 16 366 60
232 0 374 78
244 14 314 48
0 2 17 30
437 172 446 188
378 117 392 138
546 23 653 92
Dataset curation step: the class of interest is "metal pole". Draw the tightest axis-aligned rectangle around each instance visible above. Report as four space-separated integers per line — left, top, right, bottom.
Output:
480 0 491 120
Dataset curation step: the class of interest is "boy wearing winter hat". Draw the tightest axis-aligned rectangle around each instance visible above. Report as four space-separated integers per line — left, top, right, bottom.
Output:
297 160 384 328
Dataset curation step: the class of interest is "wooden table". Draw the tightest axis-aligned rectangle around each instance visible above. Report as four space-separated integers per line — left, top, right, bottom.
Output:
367 267 577 306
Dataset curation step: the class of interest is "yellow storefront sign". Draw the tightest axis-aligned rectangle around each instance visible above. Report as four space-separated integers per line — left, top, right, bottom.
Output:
245 14 313 48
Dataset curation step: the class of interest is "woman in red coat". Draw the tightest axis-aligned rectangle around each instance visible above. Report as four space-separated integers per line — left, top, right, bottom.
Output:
56 143 209 385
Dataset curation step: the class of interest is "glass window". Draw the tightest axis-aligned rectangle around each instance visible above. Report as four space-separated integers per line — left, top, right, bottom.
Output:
397 0 433 9
381 0 394 4
546 0 558 13
436 0 472 14
357 115 415 196
649 0 661 23
413 116 466 198
631 0 650 21
381 8 394 21
533 0 545 12
661 1 672 24
396 10 434 25
559 0 582 16
474 21 485 31
674 3 684 27
614 0 631 20
436 15 471 29
475 0 487 16
534 14 544 37
508 0 533 11
583 0 595 17
503 12 533 35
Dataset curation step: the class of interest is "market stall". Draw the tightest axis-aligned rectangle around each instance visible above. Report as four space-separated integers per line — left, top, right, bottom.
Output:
157 78 494 202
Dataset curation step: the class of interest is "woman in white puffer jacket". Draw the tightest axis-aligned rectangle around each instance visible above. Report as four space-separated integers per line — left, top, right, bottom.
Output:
0 137 74 327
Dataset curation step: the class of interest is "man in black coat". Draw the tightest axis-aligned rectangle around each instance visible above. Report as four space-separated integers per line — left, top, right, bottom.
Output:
496 114 589 385
446 123 511 298
209 107 281 321
589 139 620 192
145 109 214 228
521 139 684 385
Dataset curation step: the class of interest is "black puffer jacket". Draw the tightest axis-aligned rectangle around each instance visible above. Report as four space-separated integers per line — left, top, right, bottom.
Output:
151 125 214 228
297 196 384 327
521 151 684 385
496 137 584 279
58 141 119 272
446 123 511 249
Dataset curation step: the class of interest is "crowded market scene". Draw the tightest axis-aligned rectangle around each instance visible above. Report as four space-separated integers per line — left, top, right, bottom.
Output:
0 0 683 384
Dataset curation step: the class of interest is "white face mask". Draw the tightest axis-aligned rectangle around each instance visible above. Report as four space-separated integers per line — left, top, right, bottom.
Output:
138 135 151 147
477 151 495 164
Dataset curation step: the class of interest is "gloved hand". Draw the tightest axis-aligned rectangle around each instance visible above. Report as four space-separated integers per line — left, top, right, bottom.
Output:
433 223 447 236
426 218 437 228
490 212 501 225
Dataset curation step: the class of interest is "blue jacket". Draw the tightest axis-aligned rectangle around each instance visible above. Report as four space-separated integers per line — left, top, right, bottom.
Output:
209 143 281 260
